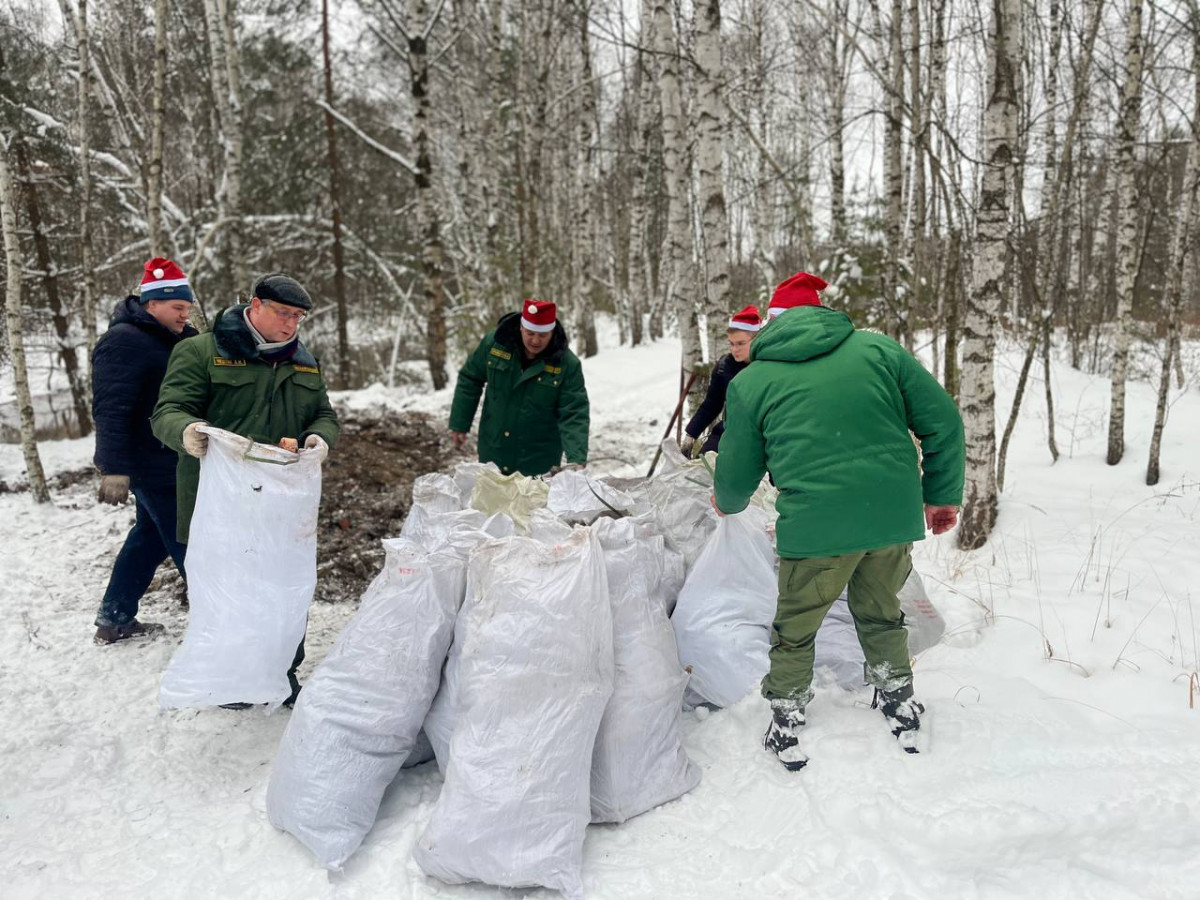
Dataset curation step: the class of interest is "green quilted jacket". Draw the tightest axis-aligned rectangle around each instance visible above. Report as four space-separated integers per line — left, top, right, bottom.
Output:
713 305 964 558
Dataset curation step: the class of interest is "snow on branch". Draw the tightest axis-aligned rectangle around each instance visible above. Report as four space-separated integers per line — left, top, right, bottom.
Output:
315 100 418 175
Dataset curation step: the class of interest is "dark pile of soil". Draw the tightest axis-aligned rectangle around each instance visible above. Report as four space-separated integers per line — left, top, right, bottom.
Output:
0 463 96 495
315 408 464 603
3 407 460 604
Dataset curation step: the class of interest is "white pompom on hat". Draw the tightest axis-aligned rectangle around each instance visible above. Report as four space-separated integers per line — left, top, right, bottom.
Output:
520 299 557 333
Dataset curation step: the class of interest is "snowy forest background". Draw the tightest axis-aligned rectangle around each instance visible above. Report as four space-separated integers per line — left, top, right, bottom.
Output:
3 0 1200 553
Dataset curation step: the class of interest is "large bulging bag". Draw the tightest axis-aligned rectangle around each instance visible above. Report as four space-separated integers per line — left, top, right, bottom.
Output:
398 473 463 542
266 528 486 870
671 506 777 708
645 451 718 571
590 519 700 824
414 530 614 900
159 427 320 709
546 470 634 524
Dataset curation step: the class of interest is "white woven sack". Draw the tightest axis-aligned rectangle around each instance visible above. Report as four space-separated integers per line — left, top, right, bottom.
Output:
591 518 700 823
266 533 478 869
159 426 320 709
546 470 634 524
398 473 463 543
645 447 718 571
814 568 945 687
671 506 777 708
414 530 613 900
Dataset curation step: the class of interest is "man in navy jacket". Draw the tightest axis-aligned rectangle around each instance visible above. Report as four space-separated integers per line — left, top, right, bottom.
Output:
92 258 198 644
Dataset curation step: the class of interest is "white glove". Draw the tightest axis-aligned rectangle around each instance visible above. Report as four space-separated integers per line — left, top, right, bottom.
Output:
182 422 209 458
303 433 329 463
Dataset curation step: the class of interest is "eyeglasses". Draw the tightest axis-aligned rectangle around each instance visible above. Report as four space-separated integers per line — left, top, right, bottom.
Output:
261 300 307 323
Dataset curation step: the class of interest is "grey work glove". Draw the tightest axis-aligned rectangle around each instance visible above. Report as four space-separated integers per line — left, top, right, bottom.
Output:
97 474 130 506
303 433 329 463
182 421 209 458
680 437 698 459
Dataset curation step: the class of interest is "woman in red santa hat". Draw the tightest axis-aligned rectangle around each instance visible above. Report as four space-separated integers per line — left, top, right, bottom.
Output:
681 304 764 457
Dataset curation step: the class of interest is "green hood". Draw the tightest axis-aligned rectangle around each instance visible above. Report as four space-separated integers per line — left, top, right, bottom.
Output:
751 306 854 364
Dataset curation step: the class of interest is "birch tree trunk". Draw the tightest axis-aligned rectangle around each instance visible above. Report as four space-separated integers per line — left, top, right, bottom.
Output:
875 0 905 339
627 0 656 348
694 0 733 363
203 0 246 291
929 0 949 378
907 0 926 337
823 0 852 246
321 0 350 388
747 0 775 287
571 2 599 358
10 139 93 437
220 0 247 290
958 0 1020 550
1106 0 1144 466
147 0 167 256
75 0 98 358
0 141 50 503
1085 159 1114 373
1147 10 1200 485
1037 0 1063 465
653 0 700 377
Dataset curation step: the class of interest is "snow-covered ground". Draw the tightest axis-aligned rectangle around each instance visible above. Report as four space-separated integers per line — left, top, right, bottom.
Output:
2 323 1199 900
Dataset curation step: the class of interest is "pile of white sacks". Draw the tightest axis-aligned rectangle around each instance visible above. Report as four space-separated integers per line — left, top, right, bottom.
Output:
265 444 946 898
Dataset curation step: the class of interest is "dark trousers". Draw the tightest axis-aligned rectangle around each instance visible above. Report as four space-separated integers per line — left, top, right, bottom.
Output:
287 637 305 699
95 484 187 628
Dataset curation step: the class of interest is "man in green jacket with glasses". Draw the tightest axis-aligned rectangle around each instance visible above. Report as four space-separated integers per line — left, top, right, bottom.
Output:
152 273 340 706
449 299 589 476
713 271 964 770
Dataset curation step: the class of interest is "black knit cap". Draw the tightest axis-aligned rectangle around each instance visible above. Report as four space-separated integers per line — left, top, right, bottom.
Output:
252 273 313 311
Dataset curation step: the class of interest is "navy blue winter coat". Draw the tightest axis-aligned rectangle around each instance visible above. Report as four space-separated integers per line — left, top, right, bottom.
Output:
684 353 748 451
92 297 199 488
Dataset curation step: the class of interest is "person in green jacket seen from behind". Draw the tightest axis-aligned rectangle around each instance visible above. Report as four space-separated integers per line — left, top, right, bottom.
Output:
449 299 590 476
712 271 964 771
151 273 340 707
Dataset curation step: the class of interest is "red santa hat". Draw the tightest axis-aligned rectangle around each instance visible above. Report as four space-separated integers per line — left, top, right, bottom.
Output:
520 299 557 333
139 257 193 303
767 271 828 318
728 305 763 332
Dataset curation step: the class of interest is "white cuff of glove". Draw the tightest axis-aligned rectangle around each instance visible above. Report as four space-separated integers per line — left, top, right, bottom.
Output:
303 434 329 463
182 421 209 458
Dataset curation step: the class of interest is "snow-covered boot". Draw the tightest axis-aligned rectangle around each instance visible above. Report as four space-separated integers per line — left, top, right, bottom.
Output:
763 698 808 771
872 683 925 754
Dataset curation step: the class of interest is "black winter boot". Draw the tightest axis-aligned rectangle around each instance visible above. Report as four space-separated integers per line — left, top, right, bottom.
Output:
94 619 165 645
763 699 809 771
872 682 925 754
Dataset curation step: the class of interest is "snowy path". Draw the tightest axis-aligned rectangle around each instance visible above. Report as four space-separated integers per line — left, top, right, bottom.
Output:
2 334 1200 899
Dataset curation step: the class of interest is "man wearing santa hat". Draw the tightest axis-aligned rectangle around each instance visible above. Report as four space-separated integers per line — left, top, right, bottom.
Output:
92 258 200 645
712 271 964 770
449 299 590 476
681 304 763 457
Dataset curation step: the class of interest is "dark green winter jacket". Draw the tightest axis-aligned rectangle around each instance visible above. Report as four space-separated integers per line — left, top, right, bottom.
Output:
713 305 964 559
448 312 589 476
150 305 340 542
